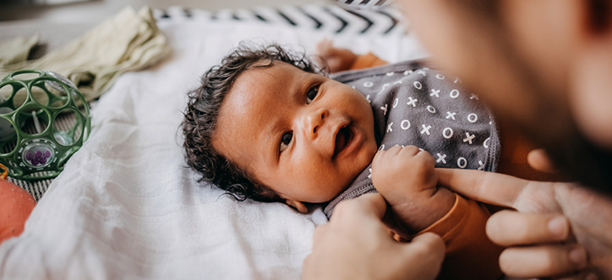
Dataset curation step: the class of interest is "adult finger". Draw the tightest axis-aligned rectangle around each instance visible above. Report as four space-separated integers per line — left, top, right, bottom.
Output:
311 223 329 246
499 244 588 278
527 148 558 173
330 193 388 222
406 232 446 261
555 272 599 280
400 233 446 280
486 210 570 246
436 168 530 208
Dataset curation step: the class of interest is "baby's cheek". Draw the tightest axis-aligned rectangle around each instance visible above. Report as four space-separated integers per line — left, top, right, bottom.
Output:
300 170 350 203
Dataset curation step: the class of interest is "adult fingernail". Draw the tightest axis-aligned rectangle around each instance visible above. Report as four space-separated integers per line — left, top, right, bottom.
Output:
569 246 587 267
547 216 567 239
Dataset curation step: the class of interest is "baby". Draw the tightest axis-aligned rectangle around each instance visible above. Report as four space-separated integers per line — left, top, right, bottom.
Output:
182 42 547 280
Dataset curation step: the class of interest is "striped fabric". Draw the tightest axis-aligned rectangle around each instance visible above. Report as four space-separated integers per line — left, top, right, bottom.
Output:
154 4 403 35
333 0 392 10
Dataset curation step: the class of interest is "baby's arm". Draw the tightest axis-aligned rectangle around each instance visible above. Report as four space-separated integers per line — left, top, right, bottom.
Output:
316 39 387 72
372 145 503 280
371 145 455 234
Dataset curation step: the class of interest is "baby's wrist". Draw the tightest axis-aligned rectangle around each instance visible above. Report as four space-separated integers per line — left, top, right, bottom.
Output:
389 187 456 234
421 187 456 222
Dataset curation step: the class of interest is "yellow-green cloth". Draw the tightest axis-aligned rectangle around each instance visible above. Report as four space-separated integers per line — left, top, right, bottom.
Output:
0 34 39 66
0 6 171 101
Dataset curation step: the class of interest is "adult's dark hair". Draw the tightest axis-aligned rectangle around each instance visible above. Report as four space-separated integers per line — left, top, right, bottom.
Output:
182 42 323 202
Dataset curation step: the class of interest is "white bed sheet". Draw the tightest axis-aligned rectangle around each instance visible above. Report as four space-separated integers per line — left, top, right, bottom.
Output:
0 18 427 279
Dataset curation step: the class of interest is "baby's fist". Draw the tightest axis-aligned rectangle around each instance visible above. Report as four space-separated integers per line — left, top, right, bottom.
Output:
371 145 438 206
372 145 454 234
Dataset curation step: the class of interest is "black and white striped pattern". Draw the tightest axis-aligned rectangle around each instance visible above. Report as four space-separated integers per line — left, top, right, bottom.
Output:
154 4 405 36
333 0 391 10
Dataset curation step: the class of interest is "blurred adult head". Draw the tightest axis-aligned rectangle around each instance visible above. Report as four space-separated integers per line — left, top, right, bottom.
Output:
399 0 612 192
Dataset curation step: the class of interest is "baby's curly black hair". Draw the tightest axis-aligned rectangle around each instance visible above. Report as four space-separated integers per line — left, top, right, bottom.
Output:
182 42 324 202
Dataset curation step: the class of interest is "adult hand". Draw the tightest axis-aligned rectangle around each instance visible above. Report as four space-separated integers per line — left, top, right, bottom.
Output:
437 168 612 279
527 148 558 174
302 193 445 280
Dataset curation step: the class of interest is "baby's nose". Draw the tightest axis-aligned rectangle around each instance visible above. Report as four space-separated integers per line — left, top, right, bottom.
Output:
303 108 328 138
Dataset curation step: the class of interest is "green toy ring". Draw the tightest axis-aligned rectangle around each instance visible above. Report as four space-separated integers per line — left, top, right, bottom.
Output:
0 70 91 180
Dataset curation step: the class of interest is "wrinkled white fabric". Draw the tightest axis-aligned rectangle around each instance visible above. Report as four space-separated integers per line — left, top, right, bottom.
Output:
0 17 426 280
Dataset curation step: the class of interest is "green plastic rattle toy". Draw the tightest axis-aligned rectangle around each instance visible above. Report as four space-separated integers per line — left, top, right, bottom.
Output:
0 70 91 180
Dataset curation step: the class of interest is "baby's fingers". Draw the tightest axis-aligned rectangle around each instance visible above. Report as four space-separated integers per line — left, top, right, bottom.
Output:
397 145 421 157
373 145 401 163
316 38 333 55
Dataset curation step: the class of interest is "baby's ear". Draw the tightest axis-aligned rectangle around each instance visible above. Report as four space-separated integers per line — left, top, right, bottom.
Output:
285 199 309 214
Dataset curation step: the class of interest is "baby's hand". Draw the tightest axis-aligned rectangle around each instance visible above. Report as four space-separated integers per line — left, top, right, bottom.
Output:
372 145 438 199
372 145 455 235
315 38 357 73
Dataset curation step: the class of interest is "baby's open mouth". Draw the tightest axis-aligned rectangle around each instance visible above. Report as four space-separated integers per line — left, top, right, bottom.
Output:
333 125 353 158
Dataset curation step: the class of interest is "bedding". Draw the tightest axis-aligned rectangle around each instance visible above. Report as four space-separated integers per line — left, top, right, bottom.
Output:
0 4 428 279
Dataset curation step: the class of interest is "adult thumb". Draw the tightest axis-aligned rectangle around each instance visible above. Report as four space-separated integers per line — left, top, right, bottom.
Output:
402 233 446 280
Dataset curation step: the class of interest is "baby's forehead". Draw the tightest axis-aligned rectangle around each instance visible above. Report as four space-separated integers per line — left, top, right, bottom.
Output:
217 61 326 145
221 58 329 116
217 63 294 132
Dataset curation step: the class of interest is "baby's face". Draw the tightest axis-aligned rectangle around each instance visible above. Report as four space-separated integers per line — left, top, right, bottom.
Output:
212 61 377 204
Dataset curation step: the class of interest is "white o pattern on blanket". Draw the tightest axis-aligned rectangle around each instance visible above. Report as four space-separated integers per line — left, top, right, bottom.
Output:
344 67 495 170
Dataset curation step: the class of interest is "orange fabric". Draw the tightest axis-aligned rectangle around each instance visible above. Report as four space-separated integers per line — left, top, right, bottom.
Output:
0 180 36 245
348 52 388 70
416 194 503 280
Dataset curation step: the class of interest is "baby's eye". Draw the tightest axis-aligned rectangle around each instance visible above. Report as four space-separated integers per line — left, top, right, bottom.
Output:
280 131 293 153
306 85 319 104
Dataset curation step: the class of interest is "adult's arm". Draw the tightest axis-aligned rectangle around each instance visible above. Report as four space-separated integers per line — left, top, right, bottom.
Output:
437 168 612 279
302 193 445 280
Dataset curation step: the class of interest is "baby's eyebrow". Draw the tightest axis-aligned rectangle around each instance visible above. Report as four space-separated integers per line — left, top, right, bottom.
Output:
293 72 319 100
